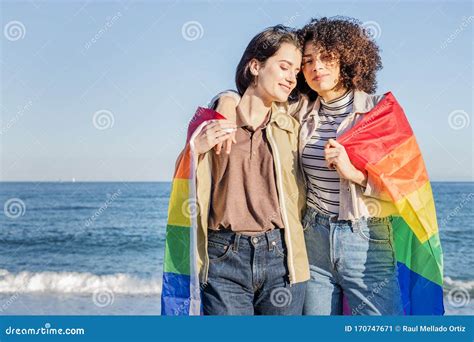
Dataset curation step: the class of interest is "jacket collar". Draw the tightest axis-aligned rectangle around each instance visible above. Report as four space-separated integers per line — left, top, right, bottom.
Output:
269 102 295 132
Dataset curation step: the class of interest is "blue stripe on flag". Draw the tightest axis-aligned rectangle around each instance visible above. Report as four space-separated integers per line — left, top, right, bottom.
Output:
397 262 444 315
161 272 191 315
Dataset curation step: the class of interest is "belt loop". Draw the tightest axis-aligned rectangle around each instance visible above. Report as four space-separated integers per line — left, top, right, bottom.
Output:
233 233 241 252
312 208 317 222
352 219 360 233
266 230 274 251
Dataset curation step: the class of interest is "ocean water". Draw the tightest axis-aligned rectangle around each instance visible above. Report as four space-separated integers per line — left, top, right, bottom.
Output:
0 182 472 315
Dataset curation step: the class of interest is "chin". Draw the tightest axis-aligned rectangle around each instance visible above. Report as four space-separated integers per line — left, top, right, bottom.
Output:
317 82 335 93
273 91 290 102
307 82 321 93
275 96 289 103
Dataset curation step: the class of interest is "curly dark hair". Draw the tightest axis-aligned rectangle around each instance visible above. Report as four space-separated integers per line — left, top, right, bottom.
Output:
296 16 382 100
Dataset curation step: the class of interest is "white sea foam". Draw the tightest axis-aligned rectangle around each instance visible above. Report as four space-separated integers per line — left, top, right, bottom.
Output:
0 269 161 294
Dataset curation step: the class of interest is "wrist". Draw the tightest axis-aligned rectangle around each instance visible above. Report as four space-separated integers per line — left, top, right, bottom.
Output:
350 166 367 186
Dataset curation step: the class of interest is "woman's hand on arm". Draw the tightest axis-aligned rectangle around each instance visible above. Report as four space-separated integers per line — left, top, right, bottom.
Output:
193 119 237 155
324 139 368 187
214 95 239 155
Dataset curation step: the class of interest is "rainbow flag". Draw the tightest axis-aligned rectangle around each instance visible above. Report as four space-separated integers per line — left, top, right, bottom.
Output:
338 92 444 315
161 107 225 315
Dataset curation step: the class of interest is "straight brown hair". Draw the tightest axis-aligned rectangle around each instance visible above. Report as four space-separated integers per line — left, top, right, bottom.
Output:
235 25 302 96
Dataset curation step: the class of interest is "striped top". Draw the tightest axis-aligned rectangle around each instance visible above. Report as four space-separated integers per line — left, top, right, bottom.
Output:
302 90 354 216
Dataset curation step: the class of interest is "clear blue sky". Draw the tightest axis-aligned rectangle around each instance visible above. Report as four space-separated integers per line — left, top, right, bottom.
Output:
1 0 472 181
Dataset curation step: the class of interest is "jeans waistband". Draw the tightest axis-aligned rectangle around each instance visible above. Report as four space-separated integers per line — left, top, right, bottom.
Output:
303 207 346 227
303 206 391 227
208 228 284 251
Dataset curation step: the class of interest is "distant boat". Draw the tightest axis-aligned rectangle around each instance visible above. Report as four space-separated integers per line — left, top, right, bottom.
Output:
72 178 76 183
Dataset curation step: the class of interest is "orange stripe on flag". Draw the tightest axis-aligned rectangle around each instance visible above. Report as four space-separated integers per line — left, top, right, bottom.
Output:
366 136 429 202
175 146 193 179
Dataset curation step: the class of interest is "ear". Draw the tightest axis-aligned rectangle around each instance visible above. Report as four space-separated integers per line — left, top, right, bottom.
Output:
248 58 261 77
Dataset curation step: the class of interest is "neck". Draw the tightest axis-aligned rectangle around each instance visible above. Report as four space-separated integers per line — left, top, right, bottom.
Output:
319 87 348 103
237 87 272 128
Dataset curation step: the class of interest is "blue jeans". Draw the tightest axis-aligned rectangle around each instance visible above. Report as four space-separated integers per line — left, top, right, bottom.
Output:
201 229 307 315
302 207 403 315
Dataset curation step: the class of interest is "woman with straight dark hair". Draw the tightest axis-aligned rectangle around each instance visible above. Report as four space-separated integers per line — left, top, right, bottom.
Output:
164 25 311 315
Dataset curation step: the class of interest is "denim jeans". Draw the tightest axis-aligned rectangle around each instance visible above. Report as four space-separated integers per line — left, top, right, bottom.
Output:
201 228 307 315
302 207 403 315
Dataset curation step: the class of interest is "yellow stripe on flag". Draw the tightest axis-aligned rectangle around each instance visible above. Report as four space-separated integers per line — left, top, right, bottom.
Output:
395 181 438 243
168 178 192 228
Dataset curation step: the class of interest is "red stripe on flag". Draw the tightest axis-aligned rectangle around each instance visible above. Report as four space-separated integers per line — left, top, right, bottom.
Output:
338 92 413 172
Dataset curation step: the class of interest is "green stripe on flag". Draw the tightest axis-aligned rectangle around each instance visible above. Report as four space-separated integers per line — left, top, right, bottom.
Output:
392 216 443 285
164 224 190 275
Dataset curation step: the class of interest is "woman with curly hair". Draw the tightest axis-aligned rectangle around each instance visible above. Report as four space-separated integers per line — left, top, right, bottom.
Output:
294 17 403 315
211 16 405 315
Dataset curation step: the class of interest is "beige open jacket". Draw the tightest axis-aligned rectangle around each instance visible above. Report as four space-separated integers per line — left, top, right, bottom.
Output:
192 103 310 285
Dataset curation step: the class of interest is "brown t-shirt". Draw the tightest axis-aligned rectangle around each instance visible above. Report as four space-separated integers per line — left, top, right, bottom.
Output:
208 113 284 234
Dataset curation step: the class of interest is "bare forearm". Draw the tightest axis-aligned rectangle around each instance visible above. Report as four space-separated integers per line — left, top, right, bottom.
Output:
350 167 367 187
215 96 238 122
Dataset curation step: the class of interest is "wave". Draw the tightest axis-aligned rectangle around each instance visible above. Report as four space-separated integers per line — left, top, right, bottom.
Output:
1 269 470 298
0 269 161 295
